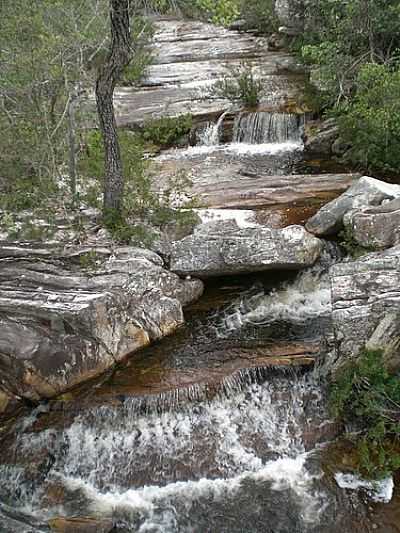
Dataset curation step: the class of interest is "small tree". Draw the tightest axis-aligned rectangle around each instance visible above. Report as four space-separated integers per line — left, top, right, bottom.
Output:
96 0 133 216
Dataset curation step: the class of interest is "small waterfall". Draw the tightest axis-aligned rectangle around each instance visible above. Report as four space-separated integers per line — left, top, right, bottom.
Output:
199 110 230 146
233 112 304 144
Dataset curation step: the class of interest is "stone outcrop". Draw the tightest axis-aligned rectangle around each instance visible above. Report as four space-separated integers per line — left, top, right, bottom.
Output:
0 244 203 401
107 20 307 127
304 119 340 156
366 312 400 372
330 246 400 364
343 197 400 250
170 220 323 278
306 176 400 236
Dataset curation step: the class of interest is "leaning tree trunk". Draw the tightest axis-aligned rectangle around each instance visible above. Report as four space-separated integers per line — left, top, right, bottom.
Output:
96 0 131 215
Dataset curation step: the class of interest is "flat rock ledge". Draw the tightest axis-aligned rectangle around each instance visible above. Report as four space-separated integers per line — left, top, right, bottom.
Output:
306 176 400 236
170 220 323 278
0 244 203 402
330 245 400 368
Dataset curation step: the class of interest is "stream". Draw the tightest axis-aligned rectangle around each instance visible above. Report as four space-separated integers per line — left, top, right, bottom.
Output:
0 18 399 533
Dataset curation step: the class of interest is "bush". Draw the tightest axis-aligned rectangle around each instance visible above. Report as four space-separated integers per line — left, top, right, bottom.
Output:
330 349 400 479
213 62 263 107
141 114 193 147
338 64 400 173
239 0 277 33
193 0 240 26
121 50 153 86
79 129 196 245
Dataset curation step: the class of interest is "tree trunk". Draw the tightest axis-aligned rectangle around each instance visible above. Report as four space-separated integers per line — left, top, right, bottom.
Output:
96 0 131 215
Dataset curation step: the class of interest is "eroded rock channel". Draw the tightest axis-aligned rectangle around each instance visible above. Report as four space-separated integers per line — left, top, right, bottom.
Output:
0 17 399 533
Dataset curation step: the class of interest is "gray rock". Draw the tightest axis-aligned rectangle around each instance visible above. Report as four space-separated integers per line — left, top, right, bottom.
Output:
343 197 400 250
330 246 400 367
306 176 400 236
366 312 400 373
0 244 203 401
170 221 323 278
304 119 339 155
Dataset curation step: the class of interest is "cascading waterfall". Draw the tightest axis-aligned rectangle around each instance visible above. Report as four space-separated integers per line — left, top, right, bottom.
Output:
0 373 328 532
233 111 304 144
199 109 230 146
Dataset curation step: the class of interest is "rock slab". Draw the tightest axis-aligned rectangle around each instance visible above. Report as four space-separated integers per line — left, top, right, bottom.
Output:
306 176 400 236
170 220 323 277
0 244 203 401
330 245 400 364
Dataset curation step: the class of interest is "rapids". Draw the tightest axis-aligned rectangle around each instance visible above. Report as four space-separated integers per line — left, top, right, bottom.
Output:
0 18 397 533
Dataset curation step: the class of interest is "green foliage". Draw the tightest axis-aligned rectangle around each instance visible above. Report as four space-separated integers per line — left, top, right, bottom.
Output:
80 129 196 245
141 114 193 147
78 250 100 271
0 0 109 185
330 349 400 479
338 64 400 173
238 0 277 33
0 177 58 212
121 50 153 86
213 63 263 107
194 0 240 27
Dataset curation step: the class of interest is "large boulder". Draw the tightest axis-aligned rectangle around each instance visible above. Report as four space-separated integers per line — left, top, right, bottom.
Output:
343 197 400 250
169 220 323 278
306 176 400 236
330 246 400 364
0 244 203 401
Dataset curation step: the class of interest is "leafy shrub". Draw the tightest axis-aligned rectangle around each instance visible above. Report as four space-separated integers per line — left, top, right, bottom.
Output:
141 114 193 148
239 0 277 33
121 50 153 86
338 64 400 173
213 62 263 107
194 0 240 26
330 349 400 479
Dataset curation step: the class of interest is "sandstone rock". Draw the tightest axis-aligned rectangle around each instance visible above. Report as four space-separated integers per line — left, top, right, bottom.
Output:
49 517 114 533
343 197 400 250
304 119 339 155
0 244 203 401
306 176 400 236
170 221 322 278
102 20 307 127
330 246 400 364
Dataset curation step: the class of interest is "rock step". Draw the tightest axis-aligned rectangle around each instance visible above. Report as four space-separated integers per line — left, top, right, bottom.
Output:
0 245 203 402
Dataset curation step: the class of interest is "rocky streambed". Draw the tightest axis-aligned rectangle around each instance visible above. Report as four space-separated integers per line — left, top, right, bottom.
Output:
1 16 400 533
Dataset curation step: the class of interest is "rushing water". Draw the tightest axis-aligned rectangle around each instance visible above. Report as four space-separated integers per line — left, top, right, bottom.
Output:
0 96 396 532
233 112 304 144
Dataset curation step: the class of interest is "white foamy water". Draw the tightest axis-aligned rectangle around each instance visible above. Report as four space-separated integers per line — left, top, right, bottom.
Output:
0 375 327 528
214 268 332 337
195 208 259 228
59 453 325 532
335 473 394 503
157 141 303 160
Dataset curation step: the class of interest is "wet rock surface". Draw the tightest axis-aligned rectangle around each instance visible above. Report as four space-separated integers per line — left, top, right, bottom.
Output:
306 176 400 236
170 221 323 277
0 243 203 401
